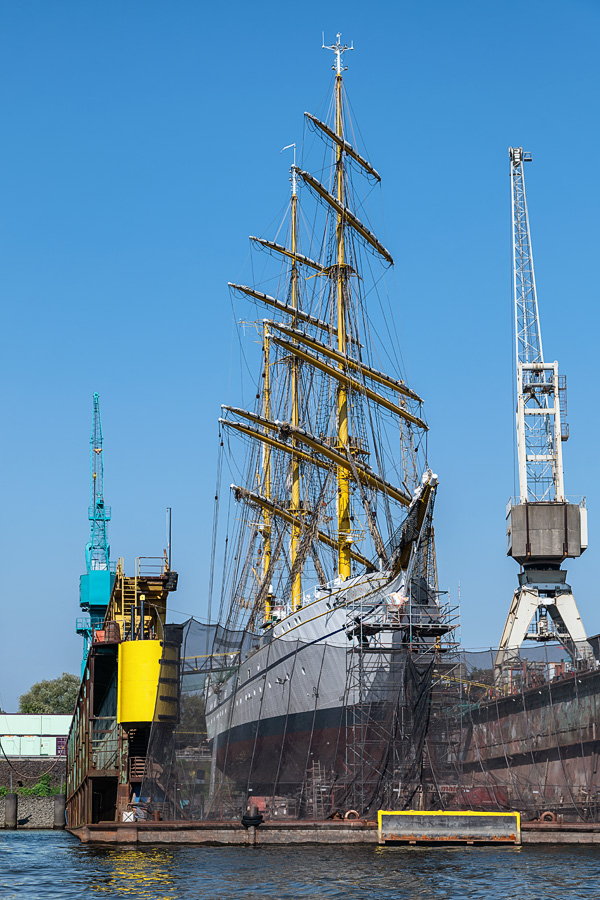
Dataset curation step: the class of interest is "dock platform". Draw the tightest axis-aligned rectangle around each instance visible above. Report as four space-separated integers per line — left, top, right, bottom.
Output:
67 818 600 845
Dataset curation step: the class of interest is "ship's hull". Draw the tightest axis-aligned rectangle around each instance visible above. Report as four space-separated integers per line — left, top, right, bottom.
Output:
211 705 346 790
205 573 427 806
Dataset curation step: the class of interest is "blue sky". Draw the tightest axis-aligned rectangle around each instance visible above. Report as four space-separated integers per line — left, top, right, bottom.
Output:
1 0 599 710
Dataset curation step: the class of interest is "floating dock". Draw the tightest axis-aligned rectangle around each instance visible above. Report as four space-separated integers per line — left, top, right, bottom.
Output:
67 816 600 845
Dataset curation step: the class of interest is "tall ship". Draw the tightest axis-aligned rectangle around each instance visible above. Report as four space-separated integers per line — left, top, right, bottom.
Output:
203 36 457 819
64 37 457 838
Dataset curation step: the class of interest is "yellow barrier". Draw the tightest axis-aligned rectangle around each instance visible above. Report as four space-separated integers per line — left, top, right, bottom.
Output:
117 641 161 724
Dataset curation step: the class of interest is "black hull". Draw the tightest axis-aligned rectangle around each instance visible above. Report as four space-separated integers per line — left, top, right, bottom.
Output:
212 705 347 792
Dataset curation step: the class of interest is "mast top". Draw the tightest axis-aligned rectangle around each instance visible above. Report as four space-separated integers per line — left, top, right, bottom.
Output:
281 143 297 195
322 32 353 75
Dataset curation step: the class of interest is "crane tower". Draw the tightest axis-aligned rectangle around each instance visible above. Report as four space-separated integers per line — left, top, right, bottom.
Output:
496 148 592 673
76 393 115 664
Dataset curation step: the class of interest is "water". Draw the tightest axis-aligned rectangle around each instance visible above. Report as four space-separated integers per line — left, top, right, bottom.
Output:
1 831 599 900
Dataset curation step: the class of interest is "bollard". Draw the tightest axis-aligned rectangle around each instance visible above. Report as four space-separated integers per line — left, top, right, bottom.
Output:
248 802 257 846
53 794 66 829
241 802 263 846
5 793 17 829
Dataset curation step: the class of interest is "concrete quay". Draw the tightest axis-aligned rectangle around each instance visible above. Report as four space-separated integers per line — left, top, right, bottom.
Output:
521 822 600 844
70 819 378 844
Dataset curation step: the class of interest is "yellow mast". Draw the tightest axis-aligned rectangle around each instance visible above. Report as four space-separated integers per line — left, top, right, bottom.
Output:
290 158 302 610
329 36 353 581
262 323 273 620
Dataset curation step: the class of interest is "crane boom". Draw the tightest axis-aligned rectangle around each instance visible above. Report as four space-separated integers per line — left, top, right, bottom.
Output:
511 147 543 366
77 393 115 670
510 147 565 503
86 392 111 571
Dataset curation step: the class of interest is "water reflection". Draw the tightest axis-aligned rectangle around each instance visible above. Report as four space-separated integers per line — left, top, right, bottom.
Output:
85 848 176 900
2 833 600 900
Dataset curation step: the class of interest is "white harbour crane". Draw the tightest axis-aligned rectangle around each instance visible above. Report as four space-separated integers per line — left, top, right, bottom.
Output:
496 148 592 673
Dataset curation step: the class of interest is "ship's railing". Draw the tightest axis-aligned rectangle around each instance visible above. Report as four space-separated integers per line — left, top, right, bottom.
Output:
76 616 92 635
265 576 349 625
88 505 112 519
136 556 167 577
498 655 599 697
301 577 345 607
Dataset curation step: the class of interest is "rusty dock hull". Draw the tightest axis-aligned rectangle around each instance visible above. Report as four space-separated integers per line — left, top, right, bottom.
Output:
460 668 600 819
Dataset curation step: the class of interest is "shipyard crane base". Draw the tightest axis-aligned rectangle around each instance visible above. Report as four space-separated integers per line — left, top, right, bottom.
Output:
495 581 594 679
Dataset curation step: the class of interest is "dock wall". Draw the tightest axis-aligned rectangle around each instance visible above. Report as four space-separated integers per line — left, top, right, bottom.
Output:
461 668 600 816
71 820 379 844
0 757 66 791
1 796 64 829
68 819 600 845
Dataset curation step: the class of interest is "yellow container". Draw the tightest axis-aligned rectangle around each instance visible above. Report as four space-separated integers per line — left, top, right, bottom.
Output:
117 640 162 724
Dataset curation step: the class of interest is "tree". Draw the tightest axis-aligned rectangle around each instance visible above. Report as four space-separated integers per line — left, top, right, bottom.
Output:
176 692 206 750
469 667 495 686
18 673 79 715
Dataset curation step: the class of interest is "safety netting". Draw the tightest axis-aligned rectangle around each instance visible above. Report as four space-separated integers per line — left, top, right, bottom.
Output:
140 618 438 821
139 623 600 823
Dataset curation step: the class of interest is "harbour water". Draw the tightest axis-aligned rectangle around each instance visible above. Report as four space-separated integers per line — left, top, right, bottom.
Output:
0 832 599 900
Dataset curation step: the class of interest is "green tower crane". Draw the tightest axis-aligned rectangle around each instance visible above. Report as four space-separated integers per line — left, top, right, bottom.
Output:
76 393 115 668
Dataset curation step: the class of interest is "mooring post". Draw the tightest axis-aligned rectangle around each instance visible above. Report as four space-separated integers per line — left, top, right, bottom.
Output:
247 802 259 846
53 794 66 829
5 793 17 829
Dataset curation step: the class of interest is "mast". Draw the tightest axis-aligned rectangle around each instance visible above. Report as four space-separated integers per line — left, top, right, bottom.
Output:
288 147 302 609
220 36 436 633
262 323 273 620
325 32 354 581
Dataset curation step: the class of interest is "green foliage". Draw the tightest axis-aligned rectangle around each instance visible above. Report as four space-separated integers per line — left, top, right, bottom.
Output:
469 667 495 686
19 774 58 797
0 775 59 796
176 692 206 749
18 672 79 715
0 775 60 797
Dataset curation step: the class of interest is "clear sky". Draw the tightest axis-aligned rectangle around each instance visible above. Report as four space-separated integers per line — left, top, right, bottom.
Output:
1 0 599 711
